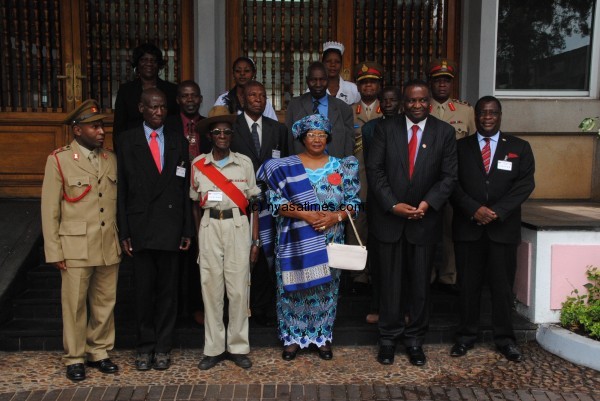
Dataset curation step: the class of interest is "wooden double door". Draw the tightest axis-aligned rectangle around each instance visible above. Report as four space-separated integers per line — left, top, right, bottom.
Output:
0 0 192 197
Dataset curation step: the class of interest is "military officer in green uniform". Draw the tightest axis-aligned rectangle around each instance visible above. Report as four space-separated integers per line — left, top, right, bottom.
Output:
41 100 121 381
348 62 384 291
428 58 476 288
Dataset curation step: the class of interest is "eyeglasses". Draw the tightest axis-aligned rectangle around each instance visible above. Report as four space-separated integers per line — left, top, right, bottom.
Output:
210 128 234 136
477 110 501 117
306 132 328 139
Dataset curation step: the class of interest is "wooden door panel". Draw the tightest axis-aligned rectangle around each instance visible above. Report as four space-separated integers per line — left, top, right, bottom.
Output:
0 122 64 197
0 0 193 198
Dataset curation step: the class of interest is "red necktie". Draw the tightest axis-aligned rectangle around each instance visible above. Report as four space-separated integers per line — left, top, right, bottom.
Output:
408 125 419 178
150 131 162 173
482 137 491 173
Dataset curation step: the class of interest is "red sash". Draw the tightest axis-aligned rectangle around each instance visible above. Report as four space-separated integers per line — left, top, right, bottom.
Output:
193 158 249 215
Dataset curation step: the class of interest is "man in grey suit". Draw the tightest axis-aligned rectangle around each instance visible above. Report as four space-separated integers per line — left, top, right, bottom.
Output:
286 62 354 157
367 79 457 366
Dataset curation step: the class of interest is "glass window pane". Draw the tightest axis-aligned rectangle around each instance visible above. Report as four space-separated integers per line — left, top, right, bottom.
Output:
496 0 595 92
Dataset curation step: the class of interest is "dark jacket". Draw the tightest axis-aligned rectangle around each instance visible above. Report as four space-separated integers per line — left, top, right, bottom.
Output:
366 114 457 244
231 114 289 172
117 125 193 251
451 132 535 244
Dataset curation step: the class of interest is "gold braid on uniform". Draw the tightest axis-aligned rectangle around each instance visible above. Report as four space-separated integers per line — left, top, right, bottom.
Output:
354 135 363 155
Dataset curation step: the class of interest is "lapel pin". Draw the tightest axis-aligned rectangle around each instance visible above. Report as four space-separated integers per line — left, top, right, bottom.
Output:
502 138 507 141
73 153 79 160
422 144 427 148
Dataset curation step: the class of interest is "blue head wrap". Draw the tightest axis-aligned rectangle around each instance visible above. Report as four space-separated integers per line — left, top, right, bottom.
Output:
291 114 332 140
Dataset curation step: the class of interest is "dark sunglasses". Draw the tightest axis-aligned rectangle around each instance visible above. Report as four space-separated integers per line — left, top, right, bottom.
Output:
209 128 234 136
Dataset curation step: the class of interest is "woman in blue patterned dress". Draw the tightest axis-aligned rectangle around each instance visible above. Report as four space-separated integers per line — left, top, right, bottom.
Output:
257 114 360 361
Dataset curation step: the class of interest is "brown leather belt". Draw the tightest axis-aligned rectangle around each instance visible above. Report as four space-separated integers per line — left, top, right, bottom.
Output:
209 208 237 220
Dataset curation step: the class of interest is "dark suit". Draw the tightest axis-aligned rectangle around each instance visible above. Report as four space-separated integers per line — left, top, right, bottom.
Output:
165 114 211 158
451 132 535 346
231 114 289 172
113 78 179 147
285 93 354 157
117 125 193 354
366 114 457 346
231 113 289 318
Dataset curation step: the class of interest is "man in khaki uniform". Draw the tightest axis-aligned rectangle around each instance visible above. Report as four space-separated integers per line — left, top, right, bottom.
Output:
428 58 476 288
41 99 121 381
190 106 260 371
348 62 384 290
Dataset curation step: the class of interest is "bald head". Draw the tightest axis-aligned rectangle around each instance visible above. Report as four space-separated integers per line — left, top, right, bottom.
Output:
139 88 167 129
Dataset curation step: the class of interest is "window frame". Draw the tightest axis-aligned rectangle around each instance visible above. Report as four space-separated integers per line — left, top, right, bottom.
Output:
492 0 600 99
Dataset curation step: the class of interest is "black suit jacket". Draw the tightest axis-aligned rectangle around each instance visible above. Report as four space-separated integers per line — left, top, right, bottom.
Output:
113 78 179 145
231 114 289 172
164 114 211 156
366 114 457 244
285 93 354 158
117 125 193 252
451 132 535 244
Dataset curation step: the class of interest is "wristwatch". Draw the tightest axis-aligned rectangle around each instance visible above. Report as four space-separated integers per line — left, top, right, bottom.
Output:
251 239 262 247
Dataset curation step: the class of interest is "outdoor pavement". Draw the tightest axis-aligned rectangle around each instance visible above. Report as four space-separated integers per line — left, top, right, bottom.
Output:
0 343 598 401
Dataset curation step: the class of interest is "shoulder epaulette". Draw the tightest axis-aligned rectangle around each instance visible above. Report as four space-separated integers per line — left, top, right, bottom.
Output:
50 145 70 155
452 98 471 106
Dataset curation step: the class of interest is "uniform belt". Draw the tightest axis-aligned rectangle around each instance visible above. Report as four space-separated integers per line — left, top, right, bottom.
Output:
209 208 238 220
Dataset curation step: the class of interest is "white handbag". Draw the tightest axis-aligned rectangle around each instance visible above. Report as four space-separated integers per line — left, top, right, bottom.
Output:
326 211 368 271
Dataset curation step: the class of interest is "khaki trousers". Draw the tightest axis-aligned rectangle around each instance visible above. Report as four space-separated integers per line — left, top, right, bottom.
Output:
199 211 250 356
60 263 119 365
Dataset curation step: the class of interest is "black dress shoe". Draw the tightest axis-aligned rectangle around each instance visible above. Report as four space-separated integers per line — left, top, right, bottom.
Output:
86 358 119 373
406 346 427 366
227 353 252 369
377 345 395 365
198 353 225 370
497 343 522 362
317 346 333 360
66 363 86 381
153 353 171 370
134 353 153 371
282 345 299 361
450 343 473 357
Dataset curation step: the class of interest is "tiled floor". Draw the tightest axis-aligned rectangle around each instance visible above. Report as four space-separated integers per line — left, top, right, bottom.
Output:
0 343 598 395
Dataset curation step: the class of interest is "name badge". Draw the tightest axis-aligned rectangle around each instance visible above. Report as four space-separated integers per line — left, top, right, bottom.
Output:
272 149 281 159
176 166 186 177
497 160 512 171
207 191 223 202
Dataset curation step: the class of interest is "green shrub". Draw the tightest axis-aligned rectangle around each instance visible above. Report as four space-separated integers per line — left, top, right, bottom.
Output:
560 266 600 340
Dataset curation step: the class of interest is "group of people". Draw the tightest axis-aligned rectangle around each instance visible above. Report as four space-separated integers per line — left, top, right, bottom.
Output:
40 42 535 381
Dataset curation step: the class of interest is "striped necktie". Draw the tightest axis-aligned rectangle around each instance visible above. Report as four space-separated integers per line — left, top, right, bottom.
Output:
482 137 491 173
313 100 320 114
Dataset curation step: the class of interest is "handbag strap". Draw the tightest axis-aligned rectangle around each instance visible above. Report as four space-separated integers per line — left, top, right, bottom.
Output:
344 210 364 247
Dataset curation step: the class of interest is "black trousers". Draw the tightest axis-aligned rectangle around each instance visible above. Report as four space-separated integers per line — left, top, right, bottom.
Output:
250 248 275 317
377 236 435 347
454 233 517 347
133 249 179 354
178 239 203 315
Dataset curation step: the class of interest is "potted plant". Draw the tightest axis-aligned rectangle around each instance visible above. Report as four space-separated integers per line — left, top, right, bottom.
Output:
560 266 600 340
